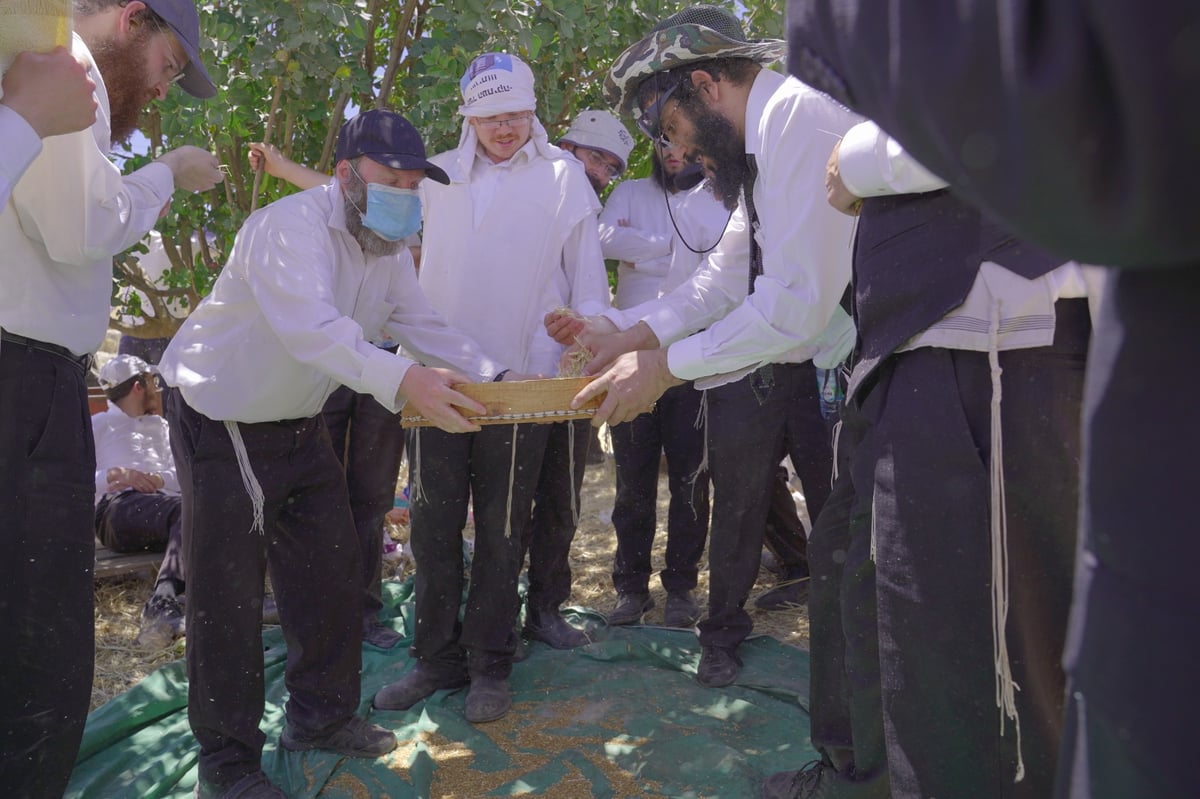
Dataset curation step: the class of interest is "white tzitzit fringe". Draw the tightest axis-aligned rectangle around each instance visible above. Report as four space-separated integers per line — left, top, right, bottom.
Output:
504 423 518 538
408 428 425 505
831 418 843 484
988 300 1025 783
223 421 265 536
685 390 709 519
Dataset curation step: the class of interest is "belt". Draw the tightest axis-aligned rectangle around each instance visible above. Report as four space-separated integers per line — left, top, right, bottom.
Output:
0 329 93 372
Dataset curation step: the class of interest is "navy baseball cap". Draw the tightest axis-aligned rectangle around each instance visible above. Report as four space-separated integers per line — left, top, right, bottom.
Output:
143 0 216 98
334 110 450 184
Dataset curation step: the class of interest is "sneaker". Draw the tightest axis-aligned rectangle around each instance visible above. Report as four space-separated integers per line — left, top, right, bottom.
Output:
607 592 654 626
760 759 835 799
194 770 285 798
373 662 468 711
754 574 810 610
524 608 589 649
280 715 396 758
696 645 742 687
663 590 701 627
362 621 403 650
464 675 511 723
135 593 185 649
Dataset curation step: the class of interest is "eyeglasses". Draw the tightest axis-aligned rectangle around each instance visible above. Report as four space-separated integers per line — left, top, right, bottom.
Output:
475 112 535 131
635 81 681 144
579 147 622 180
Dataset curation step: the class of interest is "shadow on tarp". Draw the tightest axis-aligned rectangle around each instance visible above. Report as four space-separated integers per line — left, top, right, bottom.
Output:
67 580 817 798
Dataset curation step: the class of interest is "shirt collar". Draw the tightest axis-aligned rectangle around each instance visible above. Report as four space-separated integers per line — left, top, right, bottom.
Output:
744 68 786 161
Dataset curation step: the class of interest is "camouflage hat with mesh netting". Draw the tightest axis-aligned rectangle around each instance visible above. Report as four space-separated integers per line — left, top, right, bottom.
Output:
605 5 786 119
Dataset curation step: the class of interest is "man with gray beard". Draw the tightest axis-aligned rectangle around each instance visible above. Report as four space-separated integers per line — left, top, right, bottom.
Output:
157 110 511 798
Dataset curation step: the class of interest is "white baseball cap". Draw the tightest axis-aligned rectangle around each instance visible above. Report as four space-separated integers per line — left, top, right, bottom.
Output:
559 109 636 172
98 354 154 390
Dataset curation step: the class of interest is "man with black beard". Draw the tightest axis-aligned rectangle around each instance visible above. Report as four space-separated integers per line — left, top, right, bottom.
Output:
0 1 221 794
158 110 511 798
555 5 859 685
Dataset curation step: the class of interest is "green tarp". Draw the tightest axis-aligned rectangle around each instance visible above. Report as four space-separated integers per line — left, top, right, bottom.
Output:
67 581 816 798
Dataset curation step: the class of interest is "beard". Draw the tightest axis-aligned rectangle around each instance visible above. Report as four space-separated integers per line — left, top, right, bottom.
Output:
343 181 403 258
88 32 157 145
683 103 750 211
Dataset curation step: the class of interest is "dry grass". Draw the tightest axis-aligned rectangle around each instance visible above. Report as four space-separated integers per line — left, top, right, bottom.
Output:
90 430 810 711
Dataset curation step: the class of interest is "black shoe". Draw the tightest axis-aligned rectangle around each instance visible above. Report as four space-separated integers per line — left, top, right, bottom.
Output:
194 770 285 798
373 663 468 711
663 590 701 627
362 622 403 650
136 592 185 649
464 675 511 723
696 645 742 687
607 592 654 626
754 575 810 610
511 635 529 663
760 759 835 798
280 715 396 758
524 608 589 649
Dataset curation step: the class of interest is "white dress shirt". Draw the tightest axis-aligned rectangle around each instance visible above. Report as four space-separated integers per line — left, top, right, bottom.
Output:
92 403 180 502
837 120 1089 353
417 140 610 376
159 180 503 423
600 176 731 310
605 70 861 383
0 34 175 356
0 105 40 208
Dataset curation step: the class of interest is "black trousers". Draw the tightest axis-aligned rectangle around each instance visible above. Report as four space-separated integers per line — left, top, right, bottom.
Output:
1056 267 1198 799
167 392 362 789
95 490 185 588
699 361 833 650
321 384 406 626
0 343 95 798
409 423 549 679
813 300 1090 798
609 382 709 596
524 419 592 613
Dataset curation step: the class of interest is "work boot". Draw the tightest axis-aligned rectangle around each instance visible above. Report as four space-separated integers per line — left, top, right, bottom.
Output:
754 571 810 610
194 770 285 798
607 592 654 626
464 675 511 723
280 714 396 758
373 662 468 711
662 590 701 627
696 645 742 687
135 592 185 649
760 758 836 798
524 607 589 649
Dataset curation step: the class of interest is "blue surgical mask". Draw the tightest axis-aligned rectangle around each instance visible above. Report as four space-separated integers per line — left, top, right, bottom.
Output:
349 162 423 241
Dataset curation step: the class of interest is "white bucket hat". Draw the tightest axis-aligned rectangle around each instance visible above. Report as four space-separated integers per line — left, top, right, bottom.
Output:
558 109 636 173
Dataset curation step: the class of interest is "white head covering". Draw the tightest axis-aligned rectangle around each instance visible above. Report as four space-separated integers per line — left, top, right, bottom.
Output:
450 52 569 180
558 109 636 172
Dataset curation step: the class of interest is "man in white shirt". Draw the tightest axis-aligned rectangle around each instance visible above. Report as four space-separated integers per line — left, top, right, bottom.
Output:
372 52 609 725
555 5 859 687
762 123 1091 799
158 109 502 798
0 47 97 206
0 2 221 793
92 354 187 649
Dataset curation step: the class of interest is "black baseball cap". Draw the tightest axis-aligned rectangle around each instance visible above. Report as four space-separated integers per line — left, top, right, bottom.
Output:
143 0 216 98
334 110 450 184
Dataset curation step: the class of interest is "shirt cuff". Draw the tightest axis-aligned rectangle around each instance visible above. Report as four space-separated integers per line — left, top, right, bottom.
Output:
665 335 713 382
0 105 42 185
360 346 414 413
129 160 177 200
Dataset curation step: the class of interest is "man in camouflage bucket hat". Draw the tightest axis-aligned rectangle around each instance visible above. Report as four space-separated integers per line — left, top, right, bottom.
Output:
553 9 860 790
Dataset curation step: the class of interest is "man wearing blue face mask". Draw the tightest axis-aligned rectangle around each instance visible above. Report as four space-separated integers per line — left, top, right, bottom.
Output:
158 109 509 798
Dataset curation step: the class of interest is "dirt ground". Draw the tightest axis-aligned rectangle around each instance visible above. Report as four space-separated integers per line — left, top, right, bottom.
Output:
91 435 813 712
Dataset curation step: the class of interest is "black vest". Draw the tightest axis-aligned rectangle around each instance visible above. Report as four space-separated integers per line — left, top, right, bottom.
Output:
848 190 1063 399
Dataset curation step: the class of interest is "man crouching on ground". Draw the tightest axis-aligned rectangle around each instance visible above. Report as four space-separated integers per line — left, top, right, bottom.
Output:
158 110 509 799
